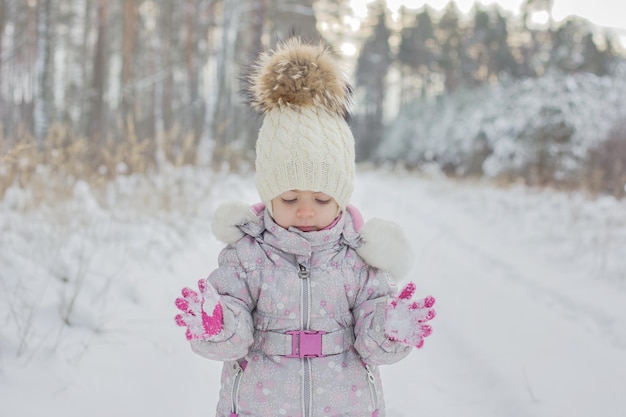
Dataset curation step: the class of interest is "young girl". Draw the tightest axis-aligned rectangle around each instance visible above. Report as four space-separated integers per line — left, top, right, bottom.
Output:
174 37 436 417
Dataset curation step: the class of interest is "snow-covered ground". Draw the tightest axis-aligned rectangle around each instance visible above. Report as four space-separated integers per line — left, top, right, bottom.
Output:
1 168 625 417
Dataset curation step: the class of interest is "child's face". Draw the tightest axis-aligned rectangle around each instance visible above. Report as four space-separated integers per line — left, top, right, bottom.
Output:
271 190 340 232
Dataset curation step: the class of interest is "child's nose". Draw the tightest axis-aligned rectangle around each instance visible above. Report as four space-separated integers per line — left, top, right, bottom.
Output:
297 205 314 218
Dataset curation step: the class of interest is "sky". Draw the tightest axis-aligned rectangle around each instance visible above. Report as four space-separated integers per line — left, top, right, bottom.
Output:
1 167 626 417
351 0 626 40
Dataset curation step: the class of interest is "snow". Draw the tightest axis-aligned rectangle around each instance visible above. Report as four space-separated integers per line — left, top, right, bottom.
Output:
381 71 626 182
1 167 626 417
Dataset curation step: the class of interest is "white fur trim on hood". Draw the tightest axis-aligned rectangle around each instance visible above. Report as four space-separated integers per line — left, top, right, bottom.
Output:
211 201 260 244
356 218 414 281
211 202 414 280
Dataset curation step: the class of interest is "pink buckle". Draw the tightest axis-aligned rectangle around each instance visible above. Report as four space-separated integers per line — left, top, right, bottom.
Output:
286 330 326 358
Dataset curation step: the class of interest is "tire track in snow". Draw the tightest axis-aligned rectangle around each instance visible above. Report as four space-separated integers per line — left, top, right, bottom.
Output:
354 170 626 417
357 171 626 349
355 173 541 417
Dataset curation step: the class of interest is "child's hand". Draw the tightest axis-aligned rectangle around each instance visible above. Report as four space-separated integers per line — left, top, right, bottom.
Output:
384 282 436 349
174 279 223 340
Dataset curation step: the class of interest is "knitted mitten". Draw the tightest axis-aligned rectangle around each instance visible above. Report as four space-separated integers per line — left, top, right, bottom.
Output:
385 282 436 349
174 279 223 340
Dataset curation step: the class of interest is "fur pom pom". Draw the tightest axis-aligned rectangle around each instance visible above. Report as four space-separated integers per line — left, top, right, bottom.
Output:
244 37 352 117
356 219 414 281
211 202 259 244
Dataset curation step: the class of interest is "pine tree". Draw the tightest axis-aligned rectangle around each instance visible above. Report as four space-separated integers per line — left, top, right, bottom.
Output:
437 2 463 93
354 3 391 161
398 6 436 102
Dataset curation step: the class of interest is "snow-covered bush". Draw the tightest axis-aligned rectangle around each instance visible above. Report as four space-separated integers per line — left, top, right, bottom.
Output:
381 71 626 195
587 118 626 198
0 166 248 360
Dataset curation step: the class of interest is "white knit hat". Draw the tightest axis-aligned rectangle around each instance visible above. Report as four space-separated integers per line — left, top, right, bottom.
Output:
244 37 355 211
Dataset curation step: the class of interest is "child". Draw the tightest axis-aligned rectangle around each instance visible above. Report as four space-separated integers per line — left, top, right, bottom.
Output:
174 37 436 417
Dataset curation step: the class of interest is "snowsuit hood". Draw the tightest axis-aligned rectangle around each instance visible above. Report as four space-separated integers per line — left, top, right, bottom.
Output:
210 201 414 280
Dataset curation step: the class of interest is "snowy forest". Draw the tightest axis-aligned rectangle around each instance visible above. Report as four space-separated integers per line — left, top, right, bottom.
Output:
1 0 625 203
2 2 626 416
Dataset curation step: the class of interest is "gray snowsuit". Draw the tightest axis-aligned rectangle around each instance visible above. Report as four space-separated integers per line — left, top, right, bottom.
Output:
190 206 412 417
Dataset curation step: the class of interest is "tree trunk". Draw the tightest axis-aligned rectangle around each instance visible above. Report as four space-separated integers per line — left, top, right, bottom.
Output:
210 0 242 166
121 0 137 135
0 0 7 117
235 0 267 152
87 0 108 145
270 0 319 42
34 0 54 141
184 0 199 143
19 0 39 135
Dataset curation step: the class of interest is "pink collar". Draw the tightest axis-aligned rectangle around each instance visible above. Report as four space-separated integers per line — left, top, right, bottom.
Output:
322 211 343 230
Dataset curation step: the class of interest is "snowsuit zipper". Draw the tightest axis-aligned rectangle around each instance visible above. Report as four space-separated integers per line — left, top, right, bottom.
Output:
230 361 244 417
364 363 380 416
298 263 313 417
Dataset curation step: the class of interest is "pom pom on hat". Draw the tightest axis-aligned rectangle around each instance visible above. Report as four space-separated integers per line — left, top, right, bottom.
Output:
245 37 352 118
244 37 356 210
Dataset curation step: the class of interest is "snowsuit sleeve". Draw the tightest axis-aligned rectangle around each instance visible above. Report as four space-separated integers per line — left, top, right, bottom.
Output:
189 244 255 361
352 266 412 365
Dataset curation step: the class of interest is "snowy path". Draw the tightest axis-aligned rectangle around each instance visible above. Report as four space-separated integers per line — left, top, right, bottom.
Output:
2 170 626 417
353 171 626 417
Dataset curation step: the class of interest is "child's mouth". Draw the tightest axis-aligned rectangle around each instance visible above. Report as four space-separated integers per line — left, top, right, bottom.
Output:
297 226 317 232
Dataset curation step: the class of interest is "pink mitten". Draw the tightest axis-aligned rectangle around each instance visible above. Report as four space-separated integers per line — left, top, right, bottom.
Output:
385 282 436 349
174 279 223 340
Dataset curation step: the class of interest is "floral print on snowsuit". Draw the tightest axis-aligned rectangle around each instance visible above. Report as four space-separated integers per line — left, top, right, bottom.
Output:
190 207 411 417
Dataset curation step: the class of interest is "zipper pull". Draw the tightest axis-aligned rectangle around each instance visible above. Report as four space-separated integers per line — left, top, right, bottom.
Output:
365 364 375 383
298 264 309 279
